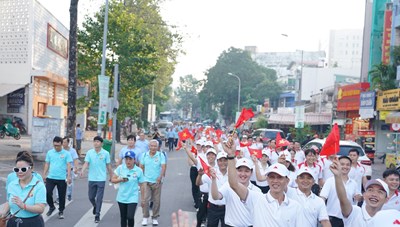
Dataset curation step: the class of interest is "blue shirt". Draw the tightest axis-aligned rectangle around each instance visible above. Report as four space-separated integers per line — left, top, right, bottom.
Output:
173 130 179 139
166 130 175 139
45 149 72 180
76 127 83 140
6 172 43 190
7 175 46 218
140 151 165 183
114 164 144 203
84 148 111 181
135 139 149 153
66 147 79 167
118 146 143 164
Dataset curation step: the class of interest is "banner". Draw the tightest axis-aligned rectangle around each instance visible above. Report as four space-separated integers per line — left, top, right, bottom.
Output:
98 75 110 125
295 105 305 128
377 89 400 111
382 10 392 64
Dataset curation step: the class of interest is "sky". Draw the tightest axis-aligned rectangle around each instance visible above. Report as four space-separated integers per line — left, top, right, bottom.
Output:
38 0 366 87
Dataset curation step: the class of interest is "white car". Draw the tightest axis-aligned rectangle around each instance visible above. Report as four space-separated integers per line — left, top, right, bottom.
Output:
303 139 372 177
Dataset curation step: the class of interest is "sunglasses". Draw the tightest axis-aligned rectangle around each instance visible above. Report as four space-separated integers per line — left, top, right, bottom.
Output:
13 166 32 173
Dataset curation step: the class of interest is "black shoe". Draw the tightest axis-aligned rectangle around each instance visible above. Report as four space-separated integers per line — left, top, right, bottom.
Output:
94 215 100 223
92 206 96 215
58 212 64 219
67 195 71 201
46 207 56 216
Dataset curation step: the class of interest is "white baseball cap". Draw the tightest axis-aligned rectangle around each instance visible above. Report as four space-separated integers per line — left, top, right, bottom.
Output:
195 140 203 145
235 158 253 169
266 163 289 177
261 149 269 156
205 141 214 148
369 209 400 226
206 148 217 155
296 167 314 178
365 179 390 197
242 135 248 138
217 152 228 160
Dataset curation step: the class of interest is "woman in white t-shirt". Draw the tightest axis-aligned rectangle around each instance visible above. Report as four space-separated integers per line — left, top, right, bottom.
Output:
251 151 271 193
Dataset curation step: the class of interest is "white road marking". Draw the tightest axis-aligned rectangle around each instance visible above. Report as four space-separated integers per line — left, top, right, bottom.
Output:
73 202 113 227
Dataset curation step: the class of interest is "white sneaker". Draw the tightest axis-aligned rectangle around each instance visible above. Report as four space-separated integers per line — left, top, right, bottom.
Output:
142 218 148 226
152 219 158 226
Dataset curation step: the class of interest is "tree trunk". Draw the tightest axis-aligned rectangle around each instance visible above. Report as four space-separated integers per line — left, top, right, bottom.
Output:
66 0 79 140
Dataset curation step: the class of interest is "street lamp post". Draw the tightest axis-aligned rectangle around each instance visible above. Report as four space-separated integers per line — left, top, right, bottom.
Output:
228 73 241 112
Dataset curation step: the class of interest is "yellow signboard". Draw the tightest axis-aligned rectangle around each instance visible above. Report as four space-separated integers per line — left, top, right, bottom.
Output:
377 89 400 110
379 110 391 120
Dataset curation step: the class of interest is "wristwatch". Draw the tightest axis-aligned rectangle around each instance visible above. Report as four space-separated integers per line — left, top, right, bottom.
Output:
227 155 235 160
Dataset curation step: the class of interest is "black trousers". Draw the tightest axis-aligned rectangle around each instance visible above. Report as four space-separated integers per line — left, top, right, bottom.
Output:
168 138 175 151
7 215 44 227
196 192 208 227
207 203 226 227
190 166 200 207
46 178 67 212
329 216 344 227
117 202 138 227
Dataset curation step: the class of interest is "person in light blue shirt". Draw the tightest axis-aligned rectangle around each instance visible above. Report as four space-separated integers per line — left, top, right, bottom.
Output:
173 127 179 148
62 137 79 201
43 136 72 219
135 132 149 154
80 136 113 224
167 127 175 152
117 134 143 166
111 151 144 227
6 151 43 190
139 140 166 226
75 124 83 156
1 153 46 226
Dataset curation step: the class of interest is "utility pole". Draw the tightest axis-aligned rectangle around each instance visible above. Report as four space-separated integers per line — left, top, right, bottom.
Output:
110 64 119 164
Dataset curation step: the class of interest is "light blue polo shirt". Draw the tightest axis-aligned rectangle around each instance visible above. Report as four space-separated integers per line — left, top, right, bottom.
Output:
45 149 72 180
84 148 111 181
66 147 79 167
135 139 149 153
141 151 165 183
118 146 143 164
6 172 43 190
7 175 46 218
114 164 144 203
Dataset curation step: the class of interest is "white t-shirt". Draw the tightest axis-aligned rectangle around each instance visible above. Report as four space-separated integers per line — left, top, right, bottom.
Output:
320 176 360 218
319 157 333 181
202 169 228 205
269 150 291 165
219 182 261 226
382 190 400 211
286 188 329 227
348 163 366 192
245 190 303 227
297 162 323 183
294 150 305 165
343 205 372 227
369 209 400 226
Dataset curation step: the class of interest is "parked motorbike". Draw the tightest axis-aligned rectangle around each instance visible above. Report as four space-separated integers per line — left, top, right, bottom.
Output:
13 116 27 134
0 120 21 140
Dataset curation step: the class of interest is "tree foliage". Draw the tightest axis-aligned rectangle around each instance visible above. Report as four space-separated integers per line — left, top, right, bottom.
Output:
174 75 202 120
77 0 182 124
199 47 282 121
369 46 400 91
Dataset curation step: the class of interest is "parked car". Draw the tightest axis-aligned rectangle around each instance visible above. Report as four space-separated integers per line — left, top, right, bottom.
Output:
251 128 285 147
303 139 372 177
156 121 173 139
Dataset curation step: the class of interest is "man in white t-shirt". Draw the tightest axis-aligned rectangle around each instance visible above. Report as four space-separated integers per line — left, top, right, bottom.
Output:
331 158 390 227
348 149 368 193
320 156 361 227
382 169 400 211
293 142 305 165
223 139 303 227
211 158 261 227
369 209 400 226
286 167 331 227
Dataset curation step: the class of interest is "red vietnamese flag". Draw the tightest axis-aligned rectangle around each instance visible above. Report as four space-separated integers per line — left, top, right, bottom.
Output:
198 126 204 132
212 138 219 145
320 123 340 156
190 145 197 155
240 142 250 147
235 108 255 129
179 128 193 141
248 147 262 158
199 156 211 177
215 129 223 138
276 133 290 148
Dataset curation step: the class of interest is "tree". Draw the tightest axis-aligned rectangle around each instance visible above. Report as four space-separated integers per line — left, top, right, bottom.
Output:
199 47 282 122
66 0 79 140
77 0 181 128
175 75 202 120
369 46 400 91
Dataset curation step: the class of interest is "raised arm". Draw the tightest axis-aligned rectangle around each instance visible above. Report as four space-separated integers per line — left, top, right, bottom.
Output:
195 168 204 186
251 155 267 182
223 141 248 201
330 159 352 218
210 168 223 200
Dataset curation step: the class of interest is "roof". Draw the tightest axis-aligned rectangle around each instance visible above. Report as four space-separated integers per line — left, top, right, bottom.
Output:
268 113 332 125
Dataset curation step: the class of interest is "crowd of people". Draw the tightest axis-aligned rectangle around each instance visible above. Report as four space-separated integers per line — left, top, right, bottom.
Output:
1 124 400 227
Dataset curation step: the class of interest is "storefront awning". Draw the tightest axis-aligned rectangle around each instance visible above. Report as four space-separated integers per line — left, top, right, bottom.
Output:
385 112 400 124
268 113 332 125
0 84 25 97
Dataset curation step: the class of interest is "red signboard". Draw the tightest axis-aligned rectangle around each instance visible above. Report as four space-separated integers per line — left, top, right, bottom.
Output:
345 124 353 134
382 10 392 64
337 83 370 111
358 130 375 136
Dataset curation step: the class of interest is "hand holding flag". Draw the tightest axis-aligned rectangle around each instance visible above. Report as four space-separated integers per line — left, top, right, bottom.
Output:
199 156 211 178
235 108 255 129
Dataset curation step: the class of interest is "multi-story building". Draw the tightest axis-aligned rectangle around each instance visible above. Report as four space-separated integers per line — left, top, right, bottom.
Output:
328 29 363 71
0 0 69 133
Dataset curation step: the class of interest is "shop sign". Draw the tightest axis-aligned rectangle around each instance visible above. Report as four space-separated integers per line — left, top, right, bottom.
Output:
382 10 392 64
379 110 391 120
345 124 353 134
337 83 370 111
359 91 375 119
377 89 400 110
358 130 375 136
7 88 25 107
